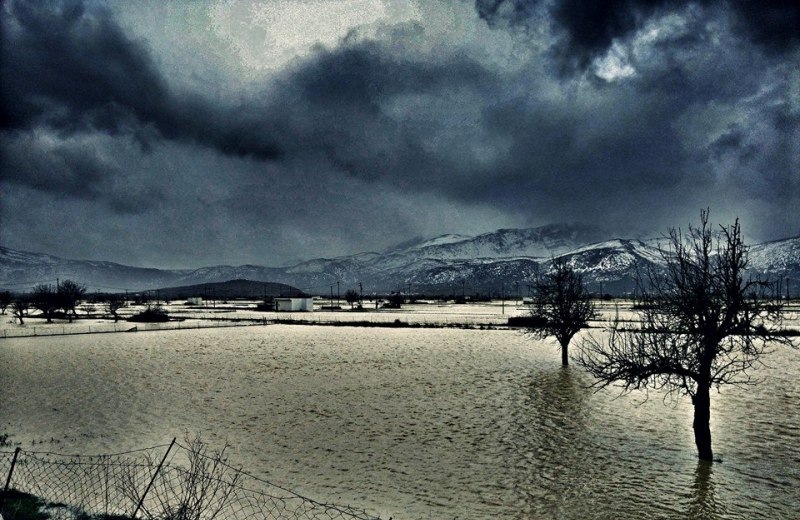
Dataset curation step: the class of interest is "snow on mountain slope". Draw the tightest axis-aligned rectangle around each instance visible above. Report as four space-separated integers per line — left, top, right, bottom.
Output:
749 237 800 272
1 231 797 295
387 234 473 253
383 224 611 261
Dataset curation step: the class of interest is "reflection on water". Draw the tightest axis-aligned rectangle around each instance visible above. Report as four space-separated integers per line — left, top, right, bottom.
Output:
505 367 594 518
688 461 723 520
1 326 798 519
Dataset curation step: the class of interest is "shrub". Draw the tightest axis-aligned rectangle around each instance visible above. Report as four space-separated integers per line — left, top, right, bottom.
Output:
128 305 170 323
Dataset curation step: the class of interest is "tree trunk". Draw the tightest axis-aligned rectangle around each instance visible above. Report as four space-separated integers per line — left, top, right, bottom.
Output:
693 384 713 461
560 339 569 366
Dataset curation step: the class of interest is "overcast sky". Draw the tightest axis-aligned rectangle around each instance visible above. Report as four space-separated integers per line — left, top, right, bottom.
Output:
1 0 798 268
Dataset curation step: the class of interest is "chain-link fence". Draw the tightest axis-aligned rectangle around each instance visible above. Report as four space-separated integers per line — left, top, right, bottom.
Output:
0 440 385 520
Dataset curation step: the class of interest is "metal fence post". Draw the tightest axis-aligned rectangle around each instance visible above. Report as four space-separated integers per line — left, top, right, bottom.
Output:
132 438 176 520
0 447 22 511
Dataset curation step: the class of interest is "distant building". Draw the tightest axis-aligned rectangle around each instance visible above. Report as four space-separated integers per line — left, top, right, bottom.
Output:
274 297 314 312
187 297 203 305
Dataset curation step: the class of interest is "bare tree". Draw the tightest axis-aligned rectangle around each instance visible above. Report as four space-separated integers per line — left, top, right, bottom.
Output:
57 279 86 323
527 256 596 366
344 289 360 309
31 284 57 323
105 294 126 322
0 290 11 314
577 212 792 462
12 299 28 325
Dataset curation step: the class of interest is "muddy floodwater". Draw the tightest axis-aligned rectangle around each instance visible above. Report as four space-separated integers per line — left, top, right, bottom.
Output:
2 325 799 519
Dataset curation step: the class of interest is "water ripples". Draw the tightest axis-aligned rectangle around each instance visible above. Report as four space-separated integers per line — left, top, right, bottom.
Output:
1 326 798 519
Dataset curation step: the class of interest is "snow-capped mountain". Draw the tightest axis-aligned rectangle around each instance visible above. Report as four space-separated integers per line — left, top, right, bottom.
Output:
1 227 798 296
385 223 610 259
749 237 800 273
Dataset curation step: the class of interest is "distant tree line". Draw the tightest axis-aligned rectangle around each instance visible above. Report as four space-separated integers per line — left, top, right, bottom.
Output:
3 280 89 324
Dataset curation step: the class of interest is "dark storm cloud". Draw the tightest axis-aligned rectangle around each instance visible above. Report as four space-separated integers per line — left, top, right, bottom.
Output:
1 1 168 134
0 0 283 160
269 42 497 186
730 0 800 51
1 139 104 199
0 134 164 214
476 0 800 70
0 0 796 266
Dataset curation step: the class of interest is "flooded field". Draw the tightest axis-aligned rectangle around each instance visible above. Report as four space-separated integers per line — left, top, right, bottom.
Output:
2 312 799 519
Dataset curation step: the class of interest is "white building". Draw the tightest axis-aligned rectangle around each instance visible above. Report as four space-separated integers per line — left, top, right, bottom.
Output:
187 297 203 305
274 297 314 312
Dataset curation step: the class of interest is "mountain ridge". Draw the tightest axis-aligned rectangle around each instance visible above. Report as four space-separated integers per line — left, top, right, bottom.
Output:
2 224 798 295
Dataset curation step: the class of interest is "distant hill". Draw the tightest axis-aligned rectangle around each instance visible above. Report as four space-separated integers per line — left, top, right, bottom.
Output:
2 225 798 296
155 279 306 300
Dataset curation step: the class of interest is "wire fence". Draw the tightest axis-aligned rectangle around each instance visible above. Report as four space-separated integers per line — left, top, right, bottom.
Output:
0 440 385 520
0 320 271 339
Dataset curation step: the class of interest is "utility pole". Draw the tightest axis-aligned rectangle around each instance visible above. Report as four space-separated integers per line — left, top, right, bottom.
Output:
359 282 363 306
501 282 505 314
330 284 334 308
337 281 340 308
515 281 520 306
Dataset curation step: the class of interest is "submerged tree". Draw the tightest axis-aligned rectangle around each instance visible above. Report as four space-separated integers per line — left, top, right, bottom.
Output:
527 256 596 366
57 279 86 323
12 299 28 325
105 294 126 322
0 290 11 314
31 284 58 323
577 212 791 462
344 289 360 309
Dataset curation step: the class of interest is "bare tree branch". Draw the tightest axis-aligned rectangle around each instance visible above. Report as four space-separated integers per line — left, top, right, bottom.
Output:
576 210 794 461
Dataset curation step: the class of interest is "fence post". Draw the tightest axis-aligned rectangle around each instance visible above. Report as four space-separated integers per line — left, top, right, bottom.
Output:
132 438 176 520
0 447 22 510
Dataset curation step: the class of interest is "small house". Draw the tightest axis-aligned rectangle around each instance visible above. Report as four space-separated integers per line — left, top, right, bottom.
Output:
274 297 314 312
187 297 203 305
